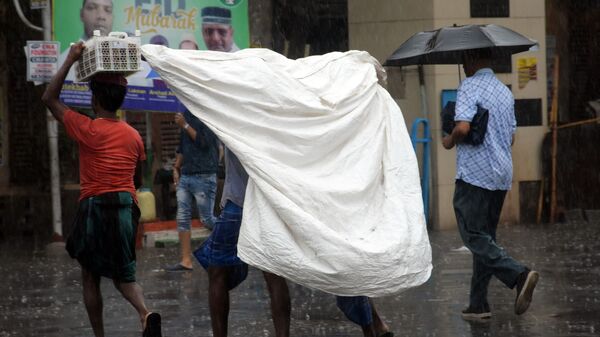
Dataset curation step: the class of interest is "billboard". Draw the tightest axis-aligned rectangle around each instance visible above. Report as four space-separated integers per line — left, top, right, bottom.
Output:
53 0 249 112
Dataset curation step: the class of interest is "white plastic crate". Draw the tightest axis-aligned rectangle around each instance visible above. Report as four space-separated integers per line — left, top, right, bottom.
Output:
75 30 142 82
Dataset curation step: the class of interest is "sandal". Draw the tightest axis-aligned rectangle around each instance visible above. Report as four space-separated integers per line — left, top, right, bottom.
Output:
143 312 162 337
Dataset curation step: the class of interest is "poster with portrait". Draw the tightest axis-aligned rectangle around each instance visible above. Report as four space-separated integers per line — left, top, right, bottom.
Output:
53 0 249 112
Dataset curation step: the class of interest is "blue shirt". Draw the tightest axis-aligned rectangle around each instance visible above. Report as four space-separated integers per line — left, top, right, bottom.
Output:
177 110 219 175
454 68 516 191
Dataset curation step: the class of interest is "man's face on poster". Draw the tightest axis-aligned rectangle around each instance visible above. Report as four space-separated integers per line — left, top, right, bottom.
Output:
80 0 113 38
180 40 199 50
202 23 234 52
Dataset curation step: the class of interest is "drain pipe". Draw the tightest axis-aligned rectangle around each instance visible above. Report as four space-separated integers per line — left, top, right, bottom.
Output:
42 5 63 240
418 65 429 118
417 65 432 228
13 0 63 239
12 0 43 32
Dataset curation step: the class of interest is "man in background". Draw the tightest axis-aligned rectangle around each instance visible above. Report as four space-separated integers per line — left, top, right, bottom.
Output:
442 49 539 320
165 110 219 272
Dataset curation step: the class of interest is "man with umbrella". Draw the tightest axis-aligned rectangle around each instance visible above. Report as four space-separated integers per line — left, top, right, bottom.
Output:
441 48 539 320
386 24 540 320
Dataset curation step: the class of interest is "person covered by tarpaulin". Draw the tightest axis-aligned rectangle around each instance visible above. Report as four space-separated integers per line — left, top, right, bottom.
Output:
187 7 290 337
142 42 432 336
193 145 291 337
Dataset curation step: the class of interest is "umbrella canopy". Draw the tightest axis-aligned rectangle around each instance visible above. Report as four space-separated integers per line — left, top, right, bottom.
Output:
384 24 538 66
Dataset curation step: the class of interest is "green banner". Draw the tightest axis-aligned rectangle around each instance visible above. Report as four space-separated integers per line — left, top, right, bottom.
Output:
53 0 248 111
53 0 249 53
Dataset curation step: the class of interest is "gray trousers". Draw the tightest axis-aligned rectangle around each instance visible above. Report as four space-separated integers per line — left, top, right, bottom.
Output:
453 179 526 308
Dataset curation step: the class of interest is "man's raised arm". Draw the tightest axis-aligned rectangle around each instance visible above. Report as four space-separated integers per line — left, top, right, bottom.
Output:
41 42 85 123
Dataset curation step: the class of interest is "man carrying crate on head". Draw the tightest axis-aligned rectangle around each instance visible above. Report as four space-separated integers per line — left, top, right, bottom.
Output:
42 42 162 337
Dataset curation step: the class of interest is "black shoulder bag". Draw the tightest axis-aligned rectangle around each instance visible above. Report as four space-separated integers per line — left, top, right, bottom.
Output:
440 101 489 146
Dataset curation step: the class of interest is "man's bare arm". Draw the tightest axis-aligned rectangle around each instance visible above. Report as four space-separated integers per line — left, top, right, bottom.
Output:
173 153 183 186
442 121 470 149
41 42 85 123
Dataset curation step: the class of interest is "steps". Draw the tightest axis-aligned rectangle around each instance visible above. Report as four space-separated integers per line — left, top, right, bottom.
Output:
140 219 211 248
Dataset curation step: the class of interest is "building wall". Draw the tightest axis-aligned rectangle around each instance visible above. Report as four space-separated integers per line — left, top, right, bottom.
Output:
0 1 54 241
348 1 436 229
349 0 547 230
249 0 273 48
348 1 434 125
0 2 11 188
0 38 8 186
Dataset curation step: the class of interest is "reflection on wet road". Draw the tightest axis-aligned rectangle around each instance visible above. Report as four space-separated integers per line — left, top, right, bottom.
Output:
1 221 598 336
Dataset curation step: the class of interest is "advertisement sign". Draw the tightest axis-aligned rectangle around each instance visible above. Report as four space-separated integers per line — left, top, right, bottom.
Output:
27 41 60 82
53 0 249 112
441 89 457 110
517 57 538 89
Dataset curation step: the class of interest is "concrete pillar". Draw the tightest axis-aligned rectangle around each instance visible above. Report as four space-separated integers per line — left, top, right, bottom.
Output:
0 2 8 186
249 0 273 49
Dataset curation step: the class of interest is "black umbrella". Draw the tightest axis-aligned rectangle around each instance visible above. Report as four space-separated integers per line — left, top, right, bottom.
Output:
384 24 537 66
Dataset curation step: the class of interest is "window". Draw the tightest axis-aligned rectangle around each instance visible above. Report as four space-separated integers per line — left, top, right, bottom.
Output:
470 0 509 18
515 99 543 126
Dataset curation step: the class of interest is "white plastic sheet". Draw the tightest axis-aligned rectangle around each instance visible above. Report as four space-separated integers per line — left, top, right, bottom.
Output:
141 45 432 296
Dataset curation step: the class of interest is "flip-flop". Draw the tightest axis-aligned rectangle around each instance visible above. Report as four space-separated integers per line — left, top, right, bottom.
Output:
379 332 394 337
143 312 162 337
164 263 193 272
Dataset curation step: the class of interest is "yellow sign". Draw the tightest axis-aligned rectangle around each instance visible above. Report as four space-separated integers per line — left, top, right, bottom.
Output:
517 57 538 89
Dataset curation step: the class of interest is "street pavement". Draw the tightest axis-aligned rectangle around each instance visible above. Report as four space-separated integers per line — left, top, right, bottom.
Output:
1 220 599 337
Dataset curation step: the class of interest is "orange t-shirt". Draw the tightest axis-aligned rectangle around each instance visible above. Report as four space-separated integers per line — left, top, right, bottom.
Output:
63 109 146 201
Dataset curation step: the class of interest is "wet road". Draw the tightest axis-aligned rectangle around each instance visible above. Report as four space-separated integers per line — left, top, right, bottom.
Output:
1 221 599 337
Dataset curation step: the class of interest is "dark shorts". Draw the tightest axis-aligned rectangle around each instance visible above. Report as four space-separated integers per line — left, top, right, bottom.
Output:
194 200 248 290
336 296 373 327
66 192 140 282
